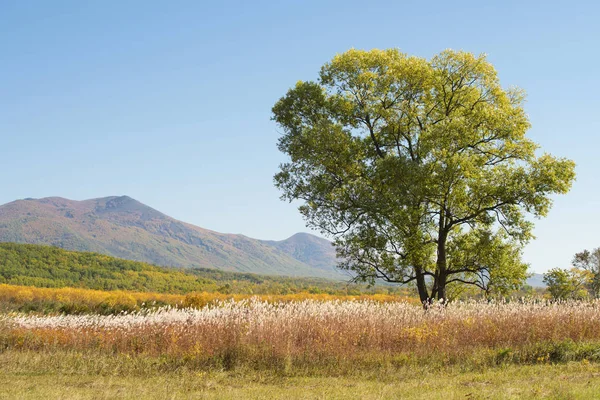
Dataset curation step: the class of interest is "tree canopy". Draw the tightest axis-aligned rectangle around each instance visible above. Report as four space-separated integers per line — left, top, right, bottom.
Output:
543 267 592 300
572 247 600 297
273 48 576 302
544 247 600 300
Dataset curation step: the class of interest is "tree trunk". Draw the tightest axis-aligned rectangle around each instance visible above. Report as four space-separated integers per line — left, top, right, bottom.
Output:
430 273 438 300
437 273 447 301
414 267 430 304
436 229 448 301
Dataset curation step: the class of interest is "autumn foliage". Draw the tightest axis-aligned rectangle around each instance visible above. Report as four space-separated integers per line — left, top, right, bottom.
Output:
3 298 600 370
0 283 416 314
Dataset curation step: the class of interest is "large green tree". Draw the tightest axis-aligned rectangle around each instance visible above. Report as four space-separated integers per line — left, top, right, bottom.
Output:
272 49 576 302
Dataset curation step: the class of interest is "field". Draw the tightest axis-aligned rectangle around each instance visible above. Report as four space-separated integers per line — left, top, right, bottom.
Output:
3 295 600 398
0 242 597 399
2 352 600 399
6 298 600 364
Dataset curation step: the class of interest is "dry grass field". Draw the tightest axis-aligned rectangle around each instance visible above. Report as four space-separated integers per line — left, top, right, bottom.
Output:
3 297 600 398
4 298 600 367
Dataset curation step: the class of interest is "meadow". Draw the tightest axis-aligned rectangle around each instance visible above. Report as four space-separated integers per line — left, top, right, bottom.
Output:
2 351 600 399
4 298 600 369
1 244 599 398
3 291 600 397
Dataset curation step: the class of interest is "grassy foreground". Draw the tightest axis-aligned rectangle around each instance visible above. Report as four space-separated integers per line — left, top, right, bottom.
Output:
5 299 600 398
1 351 600 399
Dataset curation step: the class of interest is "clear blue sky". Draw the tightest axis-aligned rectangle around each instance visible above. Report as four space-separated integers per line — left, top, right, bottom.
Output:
1 1 598 273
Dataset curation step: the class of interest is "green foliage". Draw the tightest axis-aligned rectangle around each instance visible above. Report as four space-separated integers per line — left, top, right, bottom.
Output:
0 243 406 296
543 268 591 300
572 247 600 297
544 247 600 300
0 242 207 293
272 48 576 300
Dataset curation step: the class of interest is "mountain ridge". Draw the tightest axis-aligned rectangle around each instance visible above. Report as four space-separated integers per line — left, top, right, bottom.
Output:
0 196 342 279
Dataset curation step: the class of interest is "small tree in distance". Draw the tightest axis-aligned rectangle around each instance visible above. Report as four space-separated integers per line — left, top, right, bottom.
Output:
545 247 600 300
572 247 600 297
272 48 576 302
543 268 592 300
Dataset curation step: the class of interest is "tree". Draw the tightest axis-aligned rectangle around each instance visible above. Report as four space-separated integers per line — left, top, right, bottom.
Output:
543 267 591 300
272 49 576 302
572 247 600 297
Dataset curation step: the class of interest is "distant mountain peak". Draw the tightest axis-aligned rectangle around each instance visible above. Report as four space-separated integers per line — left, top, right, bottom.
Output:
287 232 315 239
36 196 72 206
93 195 164 217
0 195 344 280
284 232 331 243
104 195 134 209
264 232 337 272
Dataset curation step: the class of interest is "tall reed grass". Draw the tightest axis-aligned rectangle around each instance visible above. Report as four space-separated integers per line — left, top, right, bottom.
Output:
3 299 600 370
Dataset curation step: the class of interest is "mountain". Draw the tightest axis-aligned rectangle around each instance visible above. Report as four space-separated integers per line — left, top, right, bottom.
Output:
0 196 342 279
526 273 546 288
264 233 341 275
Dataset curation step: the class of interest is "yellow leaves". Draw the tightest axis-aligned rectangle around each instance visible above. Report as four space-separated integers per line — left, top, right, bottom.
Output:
323 48 429 94
0 283 178 313
13 289 34 303
104 293 137 309
0 283 417 314
402 325 439 343
536 354 550 363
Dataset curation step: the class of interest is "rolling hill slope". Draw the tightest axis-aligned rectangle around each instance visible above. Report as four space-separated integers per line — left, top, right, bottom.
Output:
0 196 341 279
0 242 380 295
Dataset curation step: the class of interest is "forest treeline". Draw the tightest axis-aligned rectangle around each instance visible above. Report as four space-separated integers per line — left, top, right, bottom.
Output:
0 243 407 296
